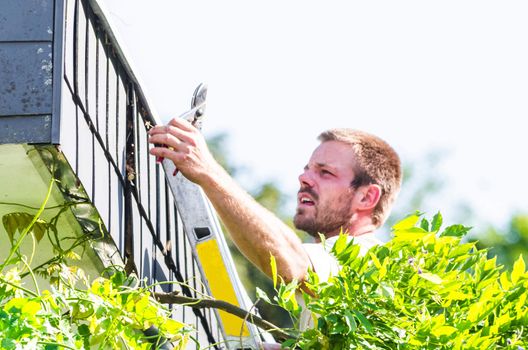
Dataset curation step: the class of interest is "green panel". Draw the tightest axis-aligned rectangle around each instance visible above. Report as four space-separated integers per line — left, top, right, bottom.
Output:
0 144 123 285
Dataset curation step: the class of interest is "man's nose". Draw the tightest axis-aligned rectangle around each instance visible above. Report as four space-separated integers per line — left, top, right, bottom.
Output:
298 170 315 188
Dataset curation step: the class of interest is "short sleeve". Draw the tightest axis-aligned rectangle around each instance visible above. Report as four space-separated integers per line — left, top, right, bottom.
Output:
302 243 340 282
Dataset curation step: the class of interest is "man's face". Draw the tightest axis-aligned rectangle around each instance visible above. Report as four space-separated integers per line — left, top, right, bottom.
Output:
294 141 358 238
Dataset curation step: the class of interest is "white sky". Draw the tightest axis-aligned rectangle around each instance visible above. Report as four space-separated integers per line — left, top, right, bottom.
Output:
103 0 528 230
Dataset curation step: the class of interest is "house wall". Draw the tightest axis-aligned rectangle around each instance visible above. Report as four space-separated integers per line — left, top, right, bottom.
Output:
0 0 62 143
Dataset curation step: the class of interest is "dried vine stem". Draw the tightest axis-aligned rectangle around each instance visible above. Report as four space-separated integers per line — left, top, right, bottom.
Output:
153 291 291 342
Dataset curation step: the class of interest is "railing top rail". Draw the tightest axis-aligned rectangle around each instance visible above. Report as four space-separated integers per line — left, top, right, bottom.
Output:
87 0 162 126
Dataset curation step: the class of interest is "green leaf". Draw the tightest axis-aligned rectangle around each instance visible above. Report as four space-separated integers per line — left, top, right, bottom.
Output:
431 212 443 232
420 218 430 232
500 271 512 290
483 256 497 271
432 325 457 337
78 324 91 336
338 243 361 266
2 212 47 244
419 272 443 284
392 229 428 242
446 290 470 301
255 287 271 304
281 339 297 348
344 310 357 333
467 302 483 323
515 291 527 315
332 234 348 255
352 310 373 333
161 318 185 335
369 252 382 269
392 212 422 231
440 224 471 237
380 283 395 298
270 254 278 289
494 312 512 329
511 254 525 284
21 300 41 316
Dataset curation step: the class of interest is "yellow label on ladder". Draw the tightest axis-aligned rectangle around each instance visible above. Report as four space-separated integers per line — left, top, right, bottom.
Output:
196 239 250 337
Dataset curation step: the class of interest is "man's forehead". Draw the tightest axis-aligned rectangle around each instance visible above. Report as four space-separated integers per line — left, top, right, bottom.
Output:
309 141 356 168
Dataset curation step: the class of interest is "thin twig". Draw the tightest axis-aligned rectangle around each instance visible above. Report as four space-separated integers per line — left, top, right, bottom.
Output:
153 291 291 342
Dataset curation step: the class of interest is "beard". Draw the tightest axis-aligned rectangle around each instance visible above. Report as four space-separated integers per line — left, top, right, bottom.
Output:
293 188 354 238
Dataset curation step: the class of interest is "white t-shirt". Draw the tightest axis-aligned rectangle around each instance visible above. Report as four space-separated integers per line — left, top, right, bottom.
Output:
297 233 383 330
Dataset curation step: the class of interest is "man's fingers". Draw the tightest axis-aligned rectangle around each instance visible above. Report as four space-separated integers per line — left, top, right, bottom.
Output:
146 116 194 134
149 146 186 162
168 116 195 132
148 133 189 153
148 125 195 147
148 124 189 137
149 144 190 159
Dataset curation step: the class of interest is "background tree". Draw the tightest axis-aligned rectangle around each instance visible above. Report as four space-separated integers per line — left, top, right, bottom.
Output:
471 214 528 270
385 151 446 230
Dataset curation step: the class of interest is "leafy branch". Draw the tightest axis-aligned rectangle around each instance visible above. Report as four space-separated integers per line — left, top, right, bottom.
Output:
262 212 528 349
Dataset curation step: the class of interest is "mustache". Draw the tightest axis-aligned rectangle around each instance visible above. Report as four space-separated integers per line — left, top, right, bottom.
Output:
298 187 319 201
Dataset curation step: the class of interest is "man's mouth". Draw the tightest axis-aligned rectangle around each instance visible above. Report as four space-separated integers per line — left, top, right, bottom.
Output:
298 193 316 206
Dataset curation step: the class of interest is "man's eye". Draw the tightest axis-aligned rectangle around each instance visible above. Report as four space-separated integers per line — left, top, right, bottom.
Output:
321 170 333 176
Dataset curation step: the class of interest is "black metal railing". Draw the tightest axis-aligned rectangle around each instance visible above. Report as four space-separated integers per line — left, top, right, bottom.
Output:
59 0 223 347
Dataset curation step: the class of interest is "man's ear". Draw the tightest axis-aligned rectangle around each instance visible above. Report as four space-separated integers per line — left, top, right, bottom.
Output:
357 184 382 211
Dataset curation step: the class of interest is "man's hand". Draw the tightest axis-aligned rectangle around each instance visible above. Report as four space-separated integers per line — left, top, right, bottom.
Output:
148 117 219 185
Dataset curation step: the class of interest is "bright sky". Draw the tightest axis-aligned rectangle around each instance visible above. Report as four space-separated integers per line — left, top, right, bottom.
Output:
103 0 528 230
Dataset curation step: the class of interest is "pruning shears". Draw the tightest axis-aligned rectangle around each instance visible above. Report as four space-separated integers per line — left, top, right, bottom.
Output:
156 83 208 175
179 82 208 130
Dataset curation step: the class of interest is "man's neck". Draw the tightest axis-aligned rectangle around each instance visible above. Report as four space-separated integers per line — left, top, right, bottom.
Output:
316 221 377 243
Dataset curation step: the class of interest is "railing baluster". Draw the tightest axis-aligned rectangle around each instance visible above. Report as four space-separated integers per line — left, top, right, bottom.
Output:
94 20 100 132
73 0 80 176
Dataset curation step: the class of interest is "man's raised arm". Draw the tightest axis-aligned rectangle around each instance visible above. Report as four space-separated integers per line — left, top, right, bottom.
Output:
148 117 310 282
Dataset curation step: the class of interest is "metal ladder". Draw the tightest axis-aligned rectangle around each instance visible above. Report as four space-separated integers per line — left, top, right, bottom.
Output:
161 84 273 349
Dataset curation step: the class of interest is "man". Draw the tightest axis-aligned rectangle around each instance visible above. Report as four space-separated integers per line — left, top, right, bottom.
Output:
148 119 402 332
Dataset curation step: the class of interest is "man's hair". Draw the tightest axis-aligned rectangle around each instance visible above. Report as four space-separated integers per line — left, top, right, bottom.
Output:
318 128 402 227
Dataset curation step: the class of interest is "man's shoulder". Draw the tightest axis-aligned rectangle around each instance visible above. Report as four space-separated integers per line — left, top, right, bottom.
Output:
350 233 384 253
303 233 383 259
302 232 384 279
302 241 340 282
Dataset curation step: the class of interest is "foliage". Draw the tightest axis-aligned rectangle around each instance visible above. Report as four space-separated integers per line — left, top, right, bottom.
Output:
270 213 528 349
0 177 191 349
0 264 190 349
